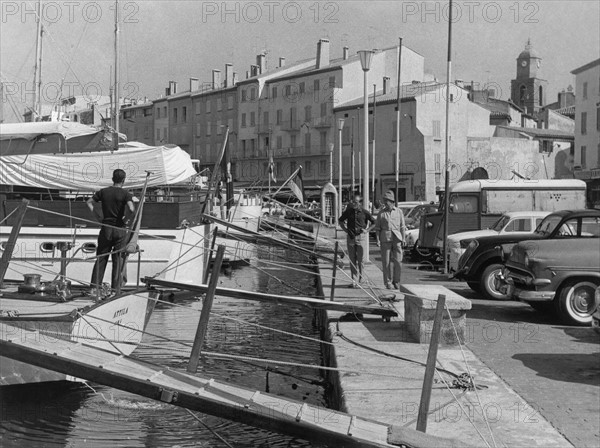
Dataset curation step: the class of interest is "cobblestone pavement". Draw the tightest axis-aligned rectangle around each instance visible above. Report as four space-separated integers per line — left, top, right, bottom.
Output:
367 241 600 448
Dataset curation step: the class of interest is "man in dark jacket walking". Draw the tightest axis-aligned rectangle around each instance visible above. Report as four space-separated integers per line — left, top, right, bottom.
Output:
339 194 375 287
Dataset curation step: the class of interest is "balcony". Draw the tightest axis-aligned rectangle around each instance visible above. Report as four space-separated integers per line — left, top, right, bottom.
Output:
281 120 301 132
313 116 332 128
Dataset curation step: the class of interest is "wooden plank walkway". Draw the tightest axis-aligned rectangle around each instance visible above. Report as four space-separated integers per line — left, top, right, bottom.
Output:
0 323 463 448
143 278 398 318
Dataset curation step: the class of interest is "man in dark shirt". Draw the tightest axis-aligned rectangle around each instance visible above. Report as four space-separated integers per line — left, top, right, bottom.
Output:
87 169 135 291
339 194 375 287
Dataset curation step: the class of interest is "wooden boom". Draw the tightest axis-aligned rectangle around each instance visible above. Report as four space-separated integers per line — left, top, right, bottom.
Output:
144 277 397 318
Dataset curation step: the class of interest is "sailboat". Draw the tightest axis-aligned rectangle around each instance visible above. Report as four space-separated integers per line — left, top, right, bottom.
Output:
0 2 212 385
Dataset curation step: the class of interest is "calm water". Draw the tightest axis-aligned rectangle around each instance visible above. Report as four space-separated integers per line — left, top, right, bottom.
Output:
0 248 327 447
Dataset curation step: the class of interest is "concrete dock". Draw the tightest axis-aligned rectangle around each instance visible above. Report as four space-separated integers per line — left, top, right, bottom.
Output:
315 236 573 447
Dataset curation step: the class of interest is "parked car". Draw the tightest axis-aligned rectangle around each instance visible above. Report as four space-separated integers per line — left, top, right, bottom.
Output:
593 286 600 334
454 209 600 301
496 215 600 325
403 203 439 257
447 211 550 272
284 203 303 220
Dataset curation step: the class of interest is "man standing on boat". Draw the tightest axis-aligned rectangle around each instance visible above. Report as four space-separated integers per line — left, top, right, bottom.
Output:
87 169 135 292
375 190 406 290
338 194 375 287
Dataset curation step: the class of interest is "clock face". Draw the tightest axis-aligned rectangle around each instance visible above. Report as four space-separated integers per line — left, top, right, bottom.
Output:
521 60 528 67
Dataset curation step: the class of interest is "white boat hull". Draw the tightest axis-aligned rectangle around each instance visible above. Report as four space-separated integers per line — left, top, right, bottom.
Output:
0 290 159 386
1 225 211 287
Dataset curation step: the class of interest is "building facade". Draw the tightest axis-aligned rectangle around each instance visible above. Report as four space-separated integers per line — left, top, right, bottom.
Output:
234 39 426 187
571 58 600 207
120 101 154 146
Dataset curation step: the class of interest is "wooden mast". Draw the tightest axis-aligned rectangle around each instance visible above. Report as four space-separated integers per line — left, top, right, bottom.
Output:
113 0 120 150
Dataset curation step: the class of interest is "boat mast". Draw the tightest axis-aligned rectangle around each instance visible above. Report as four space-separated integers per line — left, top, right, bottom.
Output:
37 23 44 119
113 0 119 150
32 0 42 121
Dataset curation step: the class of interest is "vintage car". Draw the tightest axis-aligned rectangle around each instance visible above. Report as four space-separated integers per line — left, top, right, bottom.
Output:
497 219 600 325
447 211 549 273
592 286 600 334
454 209 600 301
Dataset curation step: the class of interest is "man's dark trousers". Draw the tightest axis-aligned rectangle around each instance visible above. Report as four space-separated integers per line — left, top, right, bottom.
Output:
91 225 127 289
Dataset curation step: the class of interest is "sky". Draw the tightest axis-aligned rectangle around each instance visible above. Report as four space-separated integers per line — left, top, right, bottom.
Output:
1 0 599 122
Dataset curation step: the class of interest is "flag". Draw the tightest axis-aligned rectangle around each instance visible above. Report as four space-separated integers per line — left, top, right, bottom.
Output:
268 154 276 183
288 167 306 205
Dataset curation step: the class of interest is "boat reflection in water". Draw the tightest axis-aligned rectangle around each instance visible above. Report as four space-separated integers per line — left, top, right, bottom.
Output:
0 247 327 447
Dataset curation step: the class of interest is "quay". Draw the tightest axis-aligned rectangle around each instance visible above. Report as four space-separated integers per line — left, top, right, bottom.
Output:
315 234 573 447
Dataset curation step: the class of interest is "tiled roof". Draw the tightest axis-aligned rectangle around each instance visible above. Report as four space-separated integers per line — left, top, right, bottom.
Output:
554 105 575 117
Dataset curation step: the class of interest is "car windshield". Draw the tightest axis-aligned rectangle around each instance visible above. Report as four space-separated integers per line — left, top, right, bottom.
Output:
490 215 510 232
535 215 562 236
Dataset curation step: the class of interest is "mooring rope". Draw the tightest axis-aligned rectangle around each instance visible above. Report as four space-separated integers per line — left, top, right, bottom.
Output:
0 207 18 226
445 304 498 448
184 409 235 448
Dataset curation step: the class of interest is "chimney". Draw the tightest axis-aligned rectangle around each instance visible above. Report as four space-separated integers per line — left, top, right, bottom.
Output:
279 57 286 68
212 70 221 89
246 71 250 79
316 38 330 69
343 46 349 60
225 64 233 87
256 53 266 74
169 81 177 95
382 77 390 94
233 72 238 85
189 77 199 92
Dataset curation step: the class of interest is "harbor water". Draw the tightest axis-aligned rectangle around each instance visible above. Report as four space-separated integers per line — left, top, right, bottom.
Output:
0 247 327 447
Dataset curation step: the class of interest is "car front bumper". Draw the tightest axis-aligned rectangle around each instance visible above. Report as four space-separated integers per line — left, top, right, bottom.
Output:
495 269 556 302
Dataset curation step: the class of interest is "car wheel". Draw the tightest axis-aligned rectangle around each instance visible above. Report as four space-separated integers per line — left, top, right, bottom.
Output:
480 263 508 301
467 281 480 292
555 280 599 326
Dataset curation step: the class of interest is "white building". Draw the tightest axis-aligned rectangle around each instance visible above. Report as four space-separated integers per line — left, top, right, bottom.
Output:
571 58 600 207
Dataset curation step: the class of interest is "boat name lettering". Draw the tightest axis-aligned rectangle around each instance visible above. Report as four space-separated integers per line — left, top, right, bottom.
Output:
113 307 128 319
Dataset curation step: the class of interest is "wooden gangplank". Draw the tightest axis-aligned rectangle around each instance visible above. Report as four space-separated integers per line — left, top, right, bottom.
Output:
144 277 398 318
0 323 463 448
205 214 340 262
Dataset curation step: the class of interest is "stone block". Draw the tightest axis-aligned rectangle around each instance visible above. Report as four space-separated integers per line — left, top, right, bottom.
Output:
401 284 471 345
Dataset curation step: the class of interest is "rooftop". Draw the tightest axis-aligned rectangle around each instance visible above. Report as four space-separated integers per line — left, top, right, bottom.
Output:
334 82 445 111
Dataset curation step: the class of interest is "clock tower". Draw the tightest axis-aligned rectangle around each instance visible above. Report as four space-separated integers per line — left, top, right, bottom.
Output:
510 40 548 115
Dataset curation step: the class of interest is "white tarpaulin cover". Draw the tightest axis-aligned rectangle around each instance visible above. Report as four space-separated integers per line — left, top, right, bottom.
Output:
1 144 197 190
0 122 101 141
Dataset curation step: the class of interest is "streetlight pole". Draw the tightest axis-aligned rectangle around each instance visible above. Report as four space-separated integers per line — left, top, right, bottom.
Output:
351 116 355 195
358 50 374 262
329 142 334 184
372 83 377 211
337 118 345 220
